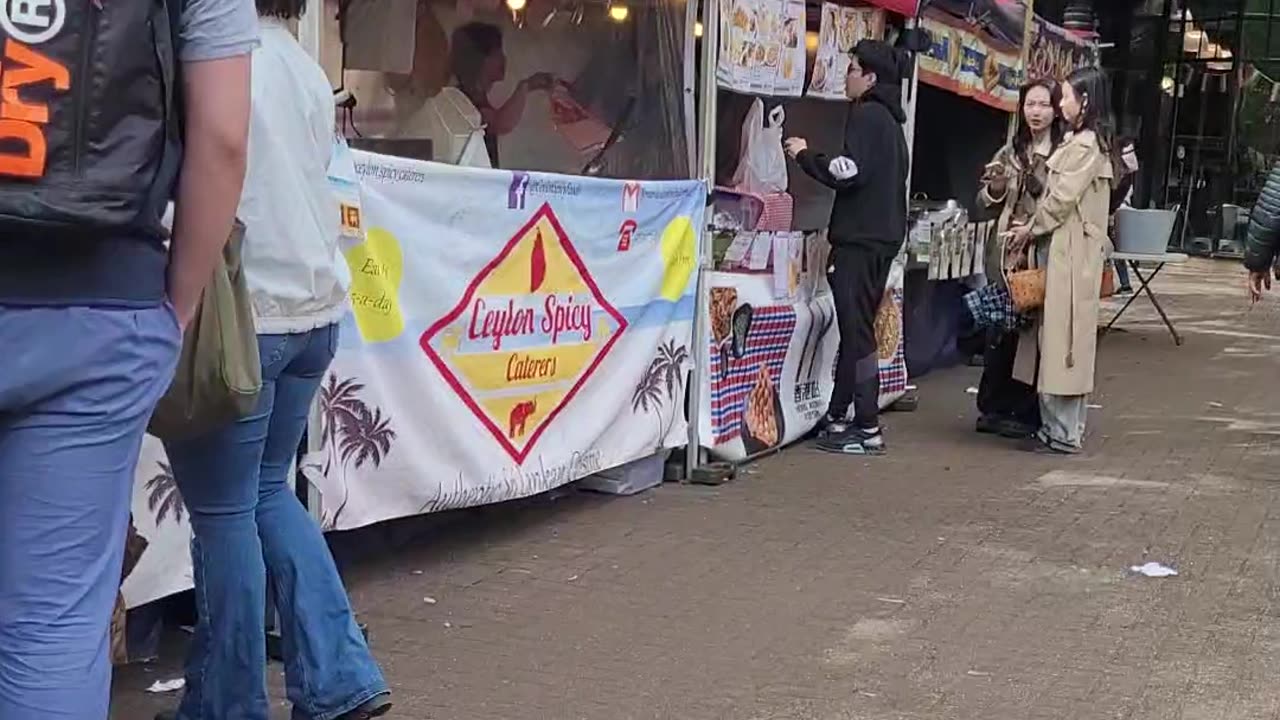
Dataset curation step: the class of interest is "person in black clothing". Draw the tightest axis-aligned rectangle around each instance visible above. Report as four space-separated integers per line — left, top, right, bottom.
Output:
1109 136 1139 293
784 39 909 456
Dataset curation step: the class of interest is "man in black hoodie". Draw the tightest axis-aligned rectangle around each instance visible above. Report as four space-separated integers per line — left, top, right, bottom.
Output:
785 39 909 456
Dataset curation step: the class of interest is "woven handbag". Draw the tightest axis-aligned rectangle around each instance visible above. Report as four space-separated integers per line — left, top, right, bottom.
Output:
1003 236 1045 313
1007 267 1045 312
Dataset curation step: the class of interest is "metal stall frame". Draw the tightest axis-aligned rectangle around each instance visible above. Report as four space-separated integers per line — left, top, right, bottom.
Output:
686 0 718 479
688 3 924 472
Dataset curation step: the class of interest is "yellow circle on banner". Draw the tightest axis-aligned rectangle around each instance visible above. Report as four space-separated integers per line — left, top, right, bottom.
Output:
342 226 406 344
659 215 696 302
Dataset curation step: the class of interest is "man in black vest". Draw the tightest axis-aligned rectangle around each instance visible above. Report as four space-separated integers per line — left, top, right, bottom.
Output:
0 1 258 717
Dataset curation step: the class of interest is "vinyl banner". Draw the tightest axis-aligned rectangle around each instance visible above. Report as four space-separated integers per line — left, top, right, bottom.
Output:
1027 17 1098 83
698 243 907 462
918 11 1022 113
302 153 707 531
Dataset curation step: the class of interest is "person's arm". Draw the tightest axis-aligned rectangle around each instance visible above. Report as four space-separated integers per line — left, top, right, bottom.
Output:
485 81 530 136
1109 173 1134 214
976 146 1012 211
167 55 251 328
484 74 554 136
792 105 877 191
1244 163 1280 274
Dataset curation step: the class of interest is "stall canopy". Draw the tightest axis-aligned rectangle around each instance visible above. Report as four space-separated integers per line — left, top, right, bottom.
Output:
862 0 920 16
928 0 1028 46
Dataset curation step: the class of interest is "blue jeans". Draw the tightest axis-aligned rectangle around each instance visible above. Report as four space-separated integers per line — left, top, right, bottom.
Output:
1113 259 1131 289
164 324 385 720
0 304 181 720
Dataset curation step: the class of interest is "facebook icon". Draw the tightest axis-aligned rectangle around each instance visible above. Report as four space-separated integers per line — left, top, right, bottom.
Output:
508 172 530 210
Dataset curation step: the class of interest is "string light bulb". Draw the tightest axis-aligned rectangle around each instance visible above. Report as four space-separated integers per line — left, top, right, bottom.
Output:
506 0 526 10
695 20 703 37
608 3 629 21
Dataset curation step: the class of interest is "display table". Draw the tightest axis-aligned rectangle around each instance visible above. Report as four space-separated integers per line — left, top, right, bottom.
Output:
1104 251 1190 346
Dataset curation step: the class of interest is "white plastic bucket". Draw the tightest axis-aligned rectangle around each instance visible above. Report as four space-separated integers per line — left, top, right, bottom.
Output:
1115 207 1178 255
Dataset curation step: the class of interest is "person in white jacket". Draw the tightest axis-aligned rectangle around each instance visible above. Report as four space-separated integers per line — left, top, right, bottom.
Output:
155 2 390 719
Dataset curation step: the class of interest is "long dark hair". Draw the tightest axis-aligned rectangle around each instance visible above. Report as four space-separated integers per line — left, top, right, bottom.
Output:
257 0 307 19
451 22 504 92
1012 78 1064 167
1063 66 1114 154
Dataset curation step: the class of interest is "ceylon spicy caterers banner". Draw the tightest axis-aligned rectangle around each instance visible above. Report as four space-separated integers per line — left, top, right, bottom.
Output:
301 153 707 531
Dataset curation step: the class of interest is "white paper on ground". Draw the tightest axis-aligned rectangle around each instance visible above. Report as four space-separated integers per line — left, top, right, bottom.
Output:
1130 562 1178 578
146 678 186 694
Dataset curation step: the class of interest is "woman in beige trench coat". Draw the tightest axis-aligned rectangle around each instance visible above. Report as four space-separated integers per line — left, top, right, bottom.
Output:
973 78 1063 440
1008 67 1114 454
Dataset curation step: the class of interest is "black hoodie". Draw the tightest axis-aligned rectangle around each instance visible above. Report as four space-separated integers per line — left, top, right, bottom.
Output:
796 82 909 254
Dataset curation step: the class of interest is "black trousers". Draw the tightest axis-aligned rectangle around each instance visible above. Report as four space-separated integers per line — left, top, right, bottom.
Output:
976 329 1039 426
828 244 895 429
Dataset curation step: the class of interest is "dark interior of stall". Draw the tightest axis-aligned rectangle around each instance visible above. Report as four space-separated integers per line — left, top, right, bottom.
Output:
904 84 1009 377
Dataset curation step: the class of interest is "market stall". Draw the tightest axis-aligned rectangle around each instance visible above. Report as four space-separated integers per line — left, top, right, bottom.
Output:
696 0 919 462
121 0 706 616
119 0 952 618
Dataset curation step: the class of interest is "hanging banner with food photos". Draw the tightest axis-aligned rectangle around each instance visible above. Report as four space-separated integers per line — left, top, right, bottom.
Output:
917 11 1022 112
717 0 807 97
1027 16 1098 83
806 4 886 101
698 235 908 462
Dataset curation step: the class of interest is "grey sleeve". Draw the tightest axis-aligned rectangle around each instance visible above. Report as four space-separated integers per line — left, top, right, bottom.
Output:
178 0 260 63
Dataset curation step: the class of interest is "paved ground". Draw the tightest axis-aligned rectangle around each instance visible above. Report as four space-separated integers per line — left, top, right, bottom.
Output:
113 258 1280 720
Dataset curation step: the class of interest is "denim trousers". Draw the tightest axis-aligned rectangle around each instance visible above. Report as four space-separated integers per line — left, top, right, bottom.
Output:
163 323 385 720
0 304 181 720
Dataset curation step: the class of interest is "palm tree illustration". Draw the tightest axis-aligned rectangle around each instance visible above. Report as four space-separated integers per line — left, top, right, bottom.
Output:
145 461 186 528
318 373 397 529
631 338 690 444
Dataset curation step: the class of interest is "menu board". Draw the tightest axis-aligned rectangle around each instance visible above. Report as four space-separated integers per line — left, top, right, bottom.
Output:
806 4 886 101
717 0 807 97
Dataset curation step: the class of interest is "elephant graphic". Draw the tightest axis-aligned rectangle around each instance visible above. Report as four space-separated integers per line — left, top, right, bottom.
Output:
508 399 537 439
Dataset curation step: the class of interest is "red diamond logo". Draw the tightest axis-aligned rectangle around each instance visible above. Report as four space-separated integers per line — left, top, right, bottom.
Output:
419 203 628 464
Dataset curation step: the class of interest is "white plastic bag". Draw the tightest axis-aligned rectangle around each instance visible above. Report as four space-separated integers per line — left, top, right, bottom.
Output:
731 99 788 195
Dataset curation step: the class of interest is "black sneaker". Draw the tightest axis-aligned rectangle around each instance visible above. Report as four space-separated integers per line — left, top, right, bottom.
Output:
1115 285 1133 295
816 413 851 438
997 419 1037 439
975 414 1002 435
816 427 886 456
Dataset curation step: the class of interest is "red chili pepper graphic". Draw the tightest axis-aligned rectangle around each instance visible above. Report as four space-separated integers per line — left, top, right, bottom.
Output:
530 231 547 293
